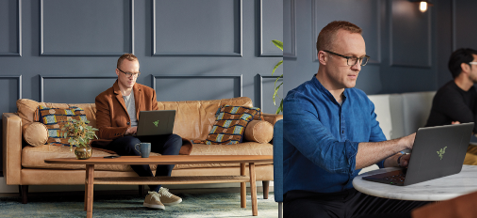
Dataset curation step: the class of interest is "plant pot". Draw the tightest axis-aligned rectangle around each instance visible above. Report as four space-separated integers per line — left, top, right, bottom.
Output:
74 145 92 160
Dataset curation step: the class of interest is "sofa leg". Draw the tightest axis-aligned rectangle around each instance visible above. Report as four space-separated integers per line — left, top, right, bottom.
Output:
262 181 269 199
19 185 28 204
139 185 145 196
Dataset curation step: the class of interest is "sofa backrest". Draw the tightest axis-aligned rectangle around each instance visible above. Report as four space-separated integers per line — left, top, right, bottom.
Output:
368 91 436 140
16 97 253 140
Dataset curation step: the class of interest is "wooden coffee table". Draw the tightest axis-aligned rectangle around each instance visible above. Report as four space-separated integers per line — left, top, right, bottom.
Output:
45 155 272 218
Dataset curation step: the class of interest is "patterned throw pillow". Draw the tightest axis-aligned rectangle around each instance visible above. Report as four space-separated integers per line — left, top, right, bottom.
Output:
205 105 261 145
37 106 87 147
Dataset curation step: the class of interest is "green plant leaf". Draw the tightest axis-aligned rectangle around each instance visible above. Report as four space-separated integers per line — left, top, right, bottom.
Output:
275 99 283 114
272 60 283 75
273 82 283 104
272 40 283 51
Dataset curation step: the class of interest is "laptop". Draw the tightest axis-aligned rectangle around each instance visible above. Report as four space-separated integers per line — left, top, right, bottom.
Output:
136 110 176 137
362 122 474 186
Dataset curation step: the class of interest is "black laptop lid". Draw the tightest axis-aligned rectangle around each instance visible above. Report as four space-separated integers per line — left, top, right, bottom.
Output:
136 110 176 137
404 122 474 185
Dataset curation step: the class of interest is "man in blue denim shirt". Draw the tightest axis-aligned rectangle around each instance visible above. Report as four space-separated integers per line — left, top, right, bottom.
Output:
283 21 430 218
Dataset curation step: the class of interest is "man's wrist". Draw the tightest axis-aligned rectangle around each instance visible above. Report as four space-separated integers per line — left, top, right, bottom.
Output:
397 154 405 167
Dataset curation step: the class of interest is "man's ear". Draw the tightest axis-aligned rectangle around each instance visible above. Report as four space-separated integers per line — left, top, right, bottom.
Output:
461 62 471 75
115 68 120 76
317 51 328 65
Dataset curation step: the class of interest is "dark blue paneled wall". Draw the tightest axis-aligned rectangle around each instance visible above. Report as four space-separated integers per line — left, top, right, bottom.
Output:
0 0 283 175
284 0 475 96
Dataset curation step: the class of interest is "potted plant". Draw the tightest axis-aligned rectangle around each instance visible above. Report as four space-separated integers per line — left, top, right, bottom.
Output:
272 39 283 114
62 119 98 160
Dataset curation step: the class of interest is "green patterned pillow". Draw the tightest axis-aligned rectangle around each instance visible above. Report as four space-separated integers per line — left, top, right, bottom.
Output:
37 106 87 147
205 105 261 145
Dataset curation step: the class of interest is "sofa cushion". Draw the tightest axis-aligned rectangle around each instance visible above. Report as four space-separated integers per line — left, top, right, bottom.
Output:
174 142 273 169
23 122 48 147
205 105 261 145
402 91 435 135
37 106 87 147
156 97 254 140
244 120 273 143
17 99 97 128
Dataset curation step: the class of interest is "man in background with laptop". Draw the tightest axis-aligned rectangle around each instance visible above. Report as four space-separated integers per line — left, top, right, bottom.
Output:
283 21 430 218
94 53 183 210
426 48 477 165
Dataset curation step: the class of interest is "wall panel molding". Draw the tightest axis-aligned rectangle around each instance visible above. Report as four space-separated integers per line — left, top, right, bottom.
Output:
152 0 243 57
451 0 456 52
0 76 22 99
283 0 296 59
259 0 283 57
39 76 117 102
40 0 134 56
312 0 381 64
257 74 281 112
389 0 432 68
151 74 243 98
0 0 22 56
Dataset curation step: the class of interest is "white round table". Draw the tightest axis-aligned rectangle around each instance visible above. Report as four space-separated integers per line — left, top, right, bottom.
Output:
353 165 477 201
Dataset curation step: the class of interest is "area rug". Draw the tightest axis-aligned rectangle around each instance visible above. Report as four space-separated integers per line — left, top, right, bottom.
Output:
0 191 278 218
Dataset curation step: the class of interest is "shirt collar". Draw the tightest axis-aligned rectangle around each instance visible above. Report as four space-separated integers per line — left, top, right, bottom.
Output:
311 74 348 103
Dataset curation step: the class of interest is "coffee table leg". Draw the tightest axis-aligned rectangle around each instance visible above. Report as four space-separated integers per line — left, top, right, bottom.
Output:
86 164 94 218
84 182 87 211
249 162 257 216
240 163 246 208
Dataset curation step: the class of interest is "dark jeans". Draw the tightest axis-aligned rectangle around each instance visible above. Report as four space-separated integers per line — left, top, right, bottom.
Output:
284 189 431 218
103 134 183 193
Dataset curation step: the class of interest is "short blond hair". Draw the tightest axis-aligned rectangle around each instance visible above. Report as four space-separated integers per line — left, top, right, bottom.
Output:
316 21 362 52
117 53 138 68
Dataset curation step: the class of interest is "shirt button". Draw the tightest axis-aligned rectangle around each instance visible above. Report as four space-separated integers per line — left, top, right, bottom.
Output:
342 130 344 134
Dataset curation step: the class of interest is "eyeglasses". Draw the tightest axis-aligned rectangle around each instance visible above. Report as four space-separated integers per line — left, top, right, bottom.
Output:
117 68 140 78
469 62 477 65
322 50 370 67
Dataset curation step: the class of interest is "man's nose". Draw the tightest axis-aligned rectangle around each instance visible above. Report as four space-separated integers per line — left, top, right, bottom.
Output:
350 62 361 71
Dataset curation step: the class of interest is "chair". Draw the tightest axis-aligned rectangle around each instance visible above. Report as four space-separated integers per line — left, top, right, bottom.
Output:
273 119 283 218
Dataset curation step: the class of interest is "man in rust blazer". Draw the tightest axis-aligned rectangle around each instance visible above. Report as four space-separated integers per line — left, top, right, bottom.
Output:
95 53 182 210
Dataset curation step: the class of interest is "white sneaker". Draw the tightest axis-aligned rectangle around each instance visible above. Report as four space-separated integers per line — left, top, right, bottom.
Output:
158 187 182 206
143 191 165 210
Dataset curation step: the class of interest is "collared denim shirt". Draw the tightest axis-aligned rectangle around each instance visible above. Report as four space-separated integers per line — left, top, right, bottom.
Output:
283 75 386 194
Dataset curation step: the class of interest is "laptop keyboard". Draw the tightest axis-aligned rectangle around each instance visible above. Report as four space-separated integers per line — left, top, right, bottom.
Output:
382 172 406 183
362 169 407 185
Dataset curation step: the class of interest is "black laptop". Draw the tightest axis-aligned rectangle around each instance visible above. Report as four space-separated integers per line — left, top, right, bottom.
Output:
362 122 474 186
136 110 176 137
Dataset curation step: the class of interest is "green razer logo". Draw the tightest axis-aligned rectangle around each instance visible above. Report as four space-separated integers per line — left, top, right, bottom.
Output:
436 146 447 160
153 120 160 127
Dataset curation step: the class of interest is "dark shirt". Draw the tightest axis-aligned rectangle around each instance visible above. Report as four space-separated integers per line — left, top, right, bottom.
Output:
283 75 386 194
426 81 477 133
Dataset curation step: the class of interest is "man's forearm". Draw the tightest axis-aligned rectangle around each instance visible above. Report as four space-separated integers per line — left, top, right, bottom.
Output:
355 134 413 169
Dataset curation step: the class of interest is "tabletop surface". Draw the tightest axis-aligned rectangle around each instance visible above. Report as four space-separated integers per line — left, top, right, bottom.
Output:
45 155 273 165
353 165 477 201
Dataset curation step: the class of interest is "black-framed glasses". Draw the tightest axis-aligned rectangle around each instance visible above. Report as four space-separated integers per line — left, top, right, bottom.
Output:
323 50 370 66
117 68 140 78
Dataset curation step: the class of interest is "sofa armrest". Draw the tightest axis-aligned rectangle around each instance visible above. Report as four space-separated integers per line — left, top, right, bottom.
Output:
3 113 22 185
261 113 283 126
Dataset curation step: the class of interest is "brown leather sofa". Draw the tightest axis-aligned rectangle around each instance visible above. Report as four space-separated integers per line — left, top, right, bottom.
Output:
3 97 282 203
